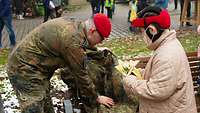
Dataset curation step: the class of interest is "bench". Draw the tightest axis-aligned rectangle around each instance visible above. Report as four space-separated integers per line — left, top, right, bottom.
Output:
131 52 200 112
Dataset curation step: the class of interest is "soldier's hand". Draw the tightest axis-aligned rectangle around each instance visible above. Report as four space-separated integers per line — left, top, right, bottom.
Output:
96 96 114 108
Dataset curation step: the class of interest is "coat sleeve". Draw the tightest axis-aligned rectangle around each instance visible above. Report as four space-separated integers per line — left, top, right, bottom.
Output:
124 57 177 101
59 33 98 101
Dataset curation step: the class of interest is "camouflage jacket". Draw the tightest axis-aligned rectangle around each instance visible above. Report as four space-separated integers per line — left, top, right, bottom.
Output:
7 17 98 101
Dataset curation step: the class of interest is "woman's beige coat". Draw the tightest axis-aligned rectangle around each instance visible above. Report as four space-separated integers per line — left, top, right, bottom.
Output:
123 30 197 113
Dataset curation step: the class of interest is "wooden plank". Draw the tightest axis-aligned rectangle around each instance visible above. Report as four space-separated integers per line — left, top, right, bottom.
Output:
180 0 189 25
191 66 200 71
186 52 197 56
192 71 200 77
194 86 199 91
188 57 200 61
192 75 198 81
189 61 200 67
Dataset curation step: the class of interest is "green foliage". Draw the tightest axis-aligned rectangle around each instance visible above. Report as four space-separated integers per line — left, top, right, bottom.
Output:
179 33 200 52
99 38 151 59
35 5 44 16
0 49 8 66
99 37 151 59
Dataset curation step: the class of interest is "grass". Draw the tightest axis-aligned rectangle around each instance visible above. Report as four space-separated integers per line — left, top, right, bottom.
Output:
99 37 150 59
99 32 200 60
179 33 200 52
0 49 9 66
0 31 199 66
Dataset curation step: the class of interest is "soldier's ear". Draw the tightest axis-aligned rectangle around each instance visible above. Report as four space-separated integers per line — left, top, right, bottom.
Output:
89 28 96 33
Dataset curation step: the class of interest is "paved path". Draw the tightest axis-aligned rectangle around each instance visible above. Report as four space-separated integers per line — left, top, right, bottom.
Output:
1 17 43 48
1 3 192 48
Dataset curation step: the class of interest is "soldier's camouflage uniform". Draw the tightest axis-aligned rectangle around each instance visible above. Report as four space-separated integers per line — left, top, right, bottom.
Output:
7 17 99 113
61 49 137 113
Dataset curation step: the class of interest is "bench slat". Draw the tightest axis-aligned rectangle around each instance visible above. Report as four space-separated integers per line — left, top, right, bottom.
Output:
189 61 200 67
188 57 200 62
192 71 200 77
194 85 199 91
186 52 197 57
191 66 200 71
193 75 199 81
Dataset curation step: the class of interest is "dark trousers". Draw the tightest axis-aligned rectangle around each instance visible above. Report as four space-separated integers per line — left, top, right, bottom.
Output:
106 7 112 19
97 0 105 13
14 0 24 15
90 0 98 15
43 7 55 23
112 0 115 14
174 0 178 9
0 16 16 48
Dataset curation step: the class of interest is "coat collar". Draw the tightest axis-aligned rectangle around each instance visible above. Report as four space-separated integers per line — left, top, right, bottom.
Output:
148 30 176 50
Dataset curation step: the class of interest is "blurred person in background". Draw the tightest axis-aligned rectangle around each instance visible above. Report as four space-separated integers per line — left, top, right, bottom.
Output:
0 0 16 51
105 0 114 19
89 0 98 16
14 0 24 19
174 0 178 10
155 0 169 9
43 0 56 22
52 0 63 18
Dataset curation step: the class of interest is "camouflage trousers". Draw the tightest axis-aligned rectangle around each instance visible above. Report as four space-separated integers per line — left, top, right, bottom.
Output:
8 72 55 113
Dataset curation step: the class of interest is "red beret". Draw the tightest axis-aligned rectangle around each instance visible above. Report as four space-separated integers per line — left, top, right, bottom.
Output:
93 13 111 38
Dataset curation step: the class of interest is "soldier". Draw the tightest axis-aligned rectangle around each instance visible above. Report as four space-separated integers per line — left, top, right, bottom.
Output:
7 13 114 113
61 49 136 113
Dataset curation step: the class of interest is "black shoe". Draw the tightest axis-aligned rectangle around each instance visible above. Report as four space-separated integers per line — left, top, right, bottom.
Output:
186 22 192 26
